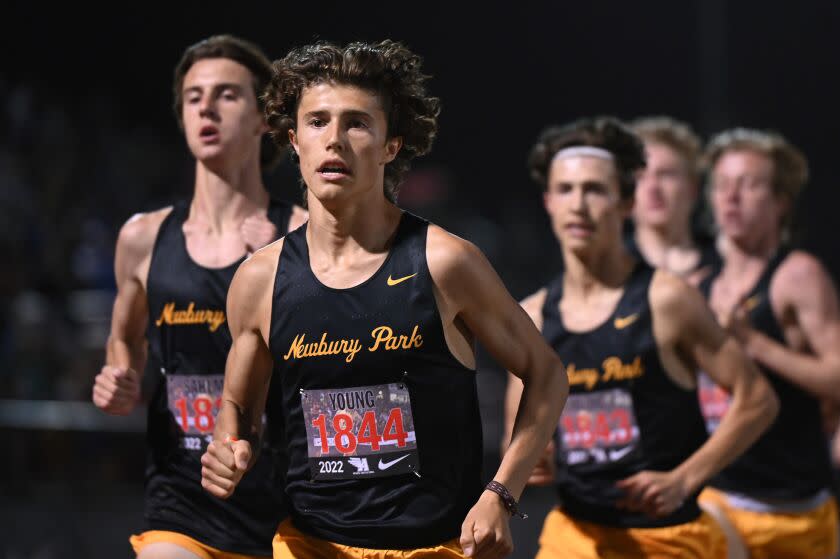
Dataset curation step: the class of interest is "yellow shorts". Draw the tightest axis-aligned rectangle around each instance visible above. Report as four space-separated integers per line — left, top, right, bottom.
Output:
700 487 839 559
535 507 726 559
272 518 466 558
130 530 267 559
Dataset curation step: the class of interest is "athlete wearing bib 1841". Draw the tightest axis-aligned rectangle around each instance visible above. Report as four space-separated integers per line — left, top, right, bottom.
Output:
199 40 569 559
696 128 840 559
504 118 777 559
92 35 306 559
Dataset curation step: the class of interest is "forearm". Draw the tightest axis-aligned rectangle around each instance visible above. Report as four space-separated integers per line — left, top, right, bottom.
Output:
675 374 776 493
214 396 263 466
502 372 524 455
749 331 840 400
106 335 147 374
493 359 567 499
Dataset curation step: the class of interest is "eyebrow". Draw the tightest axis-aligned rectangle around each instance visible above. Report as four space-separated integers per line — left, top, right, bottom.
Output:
302 109 374 120
183 82 245 95
554 180 609 187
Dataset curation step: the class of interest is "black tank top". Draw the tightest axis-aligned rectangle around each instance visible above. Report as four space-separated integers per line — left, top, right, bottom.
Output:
144 199 292 555
268 212 483 549
699 249 833 500
543 261 709 528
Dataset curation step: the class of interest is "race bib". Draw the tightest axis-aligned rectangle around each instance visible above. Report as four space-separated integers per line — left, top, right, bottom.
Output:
697 371 731 434
300 383 420 480
559 388 640 466
166 374 223 452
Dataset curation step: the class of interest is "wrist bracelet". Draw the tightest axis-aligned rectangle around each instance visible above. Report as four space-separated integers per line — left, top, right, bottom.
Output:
485 480 528 519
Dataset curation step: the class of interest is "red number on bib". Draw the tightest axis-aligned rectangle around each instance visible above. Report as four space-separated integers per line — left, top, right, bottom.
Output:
611 409 632 444
357 411 381 451
561 416 576 446
174 398 189 432
312 414 329 454
333 414 358 454
595 412 611 444
382 408 408 448
577 413 595 448
193 395 215 433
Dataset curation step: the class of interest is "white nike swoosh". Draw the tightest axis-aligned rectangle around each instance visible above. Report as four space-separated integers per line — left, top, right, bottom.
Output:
608 446 634 461
377 454 410 470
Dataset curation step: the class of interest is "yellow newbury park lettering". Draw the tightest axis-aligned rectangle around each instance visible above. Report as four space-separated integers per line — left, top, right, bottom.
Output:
566 356 645 389
283 332 363 363
600 356 644 382
368 325 424 352
566 363 601 390
155 302 226 332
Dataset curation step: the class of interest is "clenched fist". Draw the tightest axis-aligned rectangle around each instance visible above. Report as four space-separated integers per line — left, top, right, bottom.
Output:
201 437 253 499
92 365 140 415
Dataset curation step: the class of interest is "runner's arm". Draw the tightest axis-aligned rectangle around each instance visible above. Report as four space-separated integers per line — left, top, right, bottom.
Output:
657 272 778 495
213 246 278 456
428 229 568 501
502 290 555 486
428 229 566 557
745 252 840 400
202 245 279 499
93 211 166 414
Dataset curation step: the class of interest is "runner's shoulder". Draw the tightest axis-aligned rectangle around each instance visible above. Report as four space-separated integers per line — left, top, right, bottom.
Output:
230 238 285 301
117 206 173 262
425 224 488 282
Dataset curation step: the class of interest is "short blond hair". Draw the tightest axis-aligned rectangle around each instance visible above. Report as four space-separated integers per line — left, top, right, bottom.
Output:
705 128 808 201
631 116 702 179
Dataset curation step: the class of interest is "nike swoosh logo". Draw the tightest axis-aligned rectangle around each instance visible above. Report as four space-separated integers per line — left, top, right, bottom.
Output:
608 446 634 461
377 454 410 470
613 313 639 329
742 295 762 312
387 273 417 286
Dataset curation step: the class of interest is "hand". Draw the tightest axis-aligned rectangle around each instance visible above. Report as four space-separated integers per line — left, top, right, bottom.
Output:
240 214 278 253
201 436 252 499
725 303 757 355
527 440 555 486
92 365 140 415
459 490 514 559
615 470 688 518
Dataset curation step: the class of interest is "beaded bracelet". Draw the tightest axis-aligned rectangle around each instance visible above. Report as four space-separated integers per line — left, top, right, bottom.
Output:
485 480 528 519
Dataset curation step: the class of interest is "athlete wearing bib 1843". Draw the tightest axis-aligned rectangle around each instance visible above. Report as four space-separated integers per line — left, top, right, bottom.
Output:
696 128 840 559
200 41 569 559
504 118 778 559
92 36 306 559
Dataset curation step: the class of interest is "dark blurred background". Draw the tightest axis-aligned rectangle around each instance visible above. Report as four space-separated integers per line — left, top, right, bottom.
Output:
2 1 838 557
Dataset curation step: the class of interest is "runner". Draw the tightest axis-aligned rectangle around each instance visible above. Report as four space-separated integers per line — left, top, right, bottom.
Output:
507 117 777 558
92 35 306 558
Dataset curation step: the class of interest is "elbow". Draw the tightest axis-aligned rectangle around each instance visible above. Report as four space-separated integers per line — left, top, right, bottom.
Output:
545 358 569 411
521 356 568 414
537 357 568 400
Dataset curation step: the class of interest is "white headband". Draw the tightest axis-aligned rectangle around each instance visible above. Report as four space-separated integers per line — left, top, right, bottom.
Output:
552 146 615 163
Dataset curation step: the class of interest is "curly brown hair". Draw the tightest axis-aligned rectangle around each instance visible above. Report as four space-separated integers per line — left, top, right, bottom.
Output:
172 34 281 169
264 40 441 202
528 117 646 200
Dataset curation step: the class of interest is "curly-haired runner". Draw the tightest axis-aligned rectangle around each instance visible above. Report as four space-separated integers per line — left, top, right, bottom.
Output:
200 40 569 559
